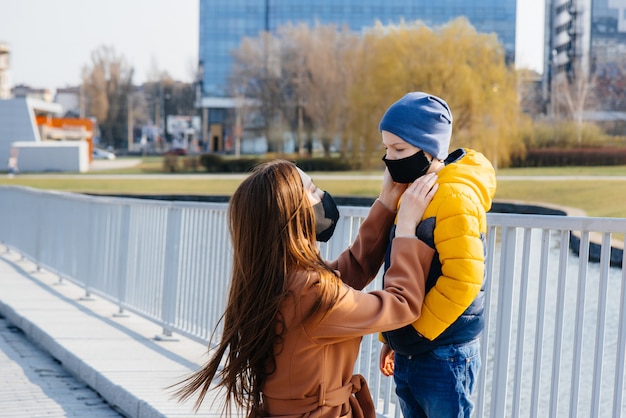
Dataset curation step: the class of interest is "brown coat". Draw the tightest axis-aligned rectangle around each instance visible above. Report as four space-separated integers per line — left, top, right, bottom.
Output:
261 200 434 417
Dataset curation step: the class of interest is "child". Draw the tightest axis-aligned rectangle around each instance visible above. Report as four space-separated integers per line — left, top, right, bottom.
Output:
378 92 497 417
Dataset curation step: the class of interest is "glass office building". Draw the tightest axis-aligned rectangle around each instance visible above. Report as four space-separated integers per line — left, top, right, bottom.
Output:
198 0 517 98
590 0 626 69
545 0 626 113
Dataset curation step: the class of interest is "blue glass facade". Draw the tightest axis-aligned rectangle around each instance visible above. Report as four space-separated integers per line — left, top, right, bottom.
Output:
591 0 626 62
591 0 625 36
199 0 517 97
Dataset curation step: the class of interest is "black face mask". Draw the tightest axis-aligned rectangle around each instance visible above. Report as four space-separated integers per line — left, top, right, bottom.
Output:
312 191 340 242
382 150 432 184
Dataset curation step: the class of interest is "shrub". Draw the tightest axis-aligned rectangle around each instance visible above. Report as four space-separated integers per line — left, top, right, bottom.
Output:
529 121 611 149
198 153 224 172
163 155 179 172
293 157 352 171
182 157 200 171
198 153 352 173
221 158 261 173
510 147 626 167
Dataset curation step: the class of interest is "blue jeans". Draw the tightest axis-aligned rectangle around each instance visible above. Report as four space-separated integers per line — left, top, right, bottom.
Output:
393 339 481 418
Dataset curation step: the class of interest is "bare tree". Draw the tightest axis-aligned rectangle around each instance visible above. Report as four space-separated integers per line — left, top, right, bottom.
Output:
297 23 358 157
82 45 134 149
555 62 596 146
230 32 286 152
231 23 357 157
594 60 626 111
276 24 310 155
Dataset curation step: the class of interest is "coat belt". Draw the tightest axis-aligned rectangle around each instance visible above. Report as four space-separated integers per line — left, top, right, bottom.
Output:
262 374 375 417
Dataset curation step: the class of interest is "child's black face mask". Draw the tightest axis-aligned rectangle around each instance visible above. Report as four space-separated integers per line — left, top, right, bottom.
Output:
382 150 432 183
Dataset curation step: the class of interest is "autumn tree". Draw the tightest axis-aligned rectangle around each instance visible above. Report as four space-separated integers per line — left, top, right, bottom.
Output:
347 17 526 169
82 45 134 149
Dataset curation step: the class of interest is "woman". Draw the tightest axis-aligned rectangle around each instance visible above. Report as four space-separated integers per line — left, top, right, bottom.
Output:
172 159 438 417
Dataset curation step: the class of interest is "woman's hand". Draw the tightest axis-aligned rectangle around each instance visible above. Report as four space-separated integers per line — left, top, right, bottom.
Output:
378 168 408 211
395 173 438 237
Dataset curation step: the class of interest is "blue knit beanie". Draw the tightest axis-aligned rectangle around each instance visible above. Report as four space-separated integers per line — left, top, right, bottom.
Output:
379 92 453 160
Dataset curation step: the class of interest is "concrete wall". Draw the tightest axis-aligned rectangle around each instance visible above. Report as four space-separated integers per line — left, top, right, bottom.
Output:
0 98 40 166
12 141 89 173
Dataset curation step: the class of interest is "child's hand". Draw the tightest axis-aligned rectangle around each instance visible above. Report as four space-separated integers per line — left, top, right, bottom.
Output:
379 343 395 376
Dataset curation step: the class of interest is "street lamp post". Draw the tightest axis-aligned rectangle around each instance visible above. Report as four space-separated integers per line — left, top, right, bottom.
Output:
127 94 133 152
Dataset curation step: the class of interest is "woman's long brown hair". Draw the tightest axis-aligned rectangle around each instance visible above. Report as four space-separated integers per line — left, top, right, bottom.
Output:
170 160 340 416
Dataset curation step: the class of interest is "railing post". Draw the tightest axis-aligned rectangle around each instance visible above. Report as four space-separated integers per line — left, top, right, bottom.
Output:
569 231 590 417
79 200 96 301
114 204 131 317
613 235 626 418
549 229 570 417
511 228 533 417
530 228 552 417
490 225 517 418
476 224 498 418
590 233 612 417
156 205 181 341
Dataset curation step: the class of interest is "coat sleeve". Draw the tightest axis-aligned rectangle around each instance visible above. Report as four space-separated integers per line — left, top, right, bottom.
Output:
326 199 396 291
412 192 486 340
306 237 434 342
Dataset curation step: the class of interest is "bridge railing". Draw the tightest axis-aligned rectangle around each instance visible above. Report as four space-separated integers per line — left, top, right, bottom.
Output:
1 185 625 417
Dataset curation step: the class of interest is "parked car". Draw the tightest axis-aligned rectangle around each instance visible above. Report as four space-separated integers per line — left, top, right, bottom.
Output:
93 148 116 160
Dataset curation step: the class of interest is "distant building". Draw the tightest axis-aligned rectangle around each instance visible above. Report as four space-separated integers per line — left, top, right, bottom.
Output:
197 0 518 151
545 0 626 115
11 84 54 103
0 98 93 173
590 0 626 71
0 97 62 164
55 86 84 117
198 1 517 98
0 42 10 99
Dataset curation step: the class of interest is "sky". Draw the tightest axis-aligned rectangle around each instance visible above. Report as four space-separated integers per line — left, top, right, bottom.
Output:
0 0 544 92
0 0 199 90
516 0 546 74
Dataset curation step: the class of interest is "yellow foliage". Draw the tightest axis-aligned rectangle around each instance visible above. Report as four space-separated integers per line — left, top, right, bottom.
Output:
230 18 529 169
346 17 528 169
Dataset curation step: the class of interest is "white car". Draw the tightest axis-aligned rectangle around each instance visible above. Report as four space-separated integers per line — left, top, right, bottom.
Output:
92 148 116 160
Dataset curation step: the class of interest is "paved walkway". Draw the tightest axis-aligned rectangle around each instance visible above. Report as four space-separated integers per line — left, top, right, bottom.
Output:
0 246 223 418
90 159 142 171
0 316 123 417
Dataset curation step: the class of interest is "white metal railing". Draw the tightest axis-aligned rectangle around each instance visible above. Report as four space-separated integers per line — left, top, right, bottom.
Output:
1 185 625 418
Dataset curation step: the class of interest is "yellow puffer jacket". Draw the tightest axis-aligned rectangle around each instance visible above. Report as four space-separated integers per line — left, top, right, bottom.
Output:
409 148 496 340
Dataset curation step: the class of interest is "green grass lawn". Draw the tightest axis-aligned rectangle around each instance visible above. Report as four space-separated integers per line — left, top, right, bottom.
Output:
1 157 626 218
